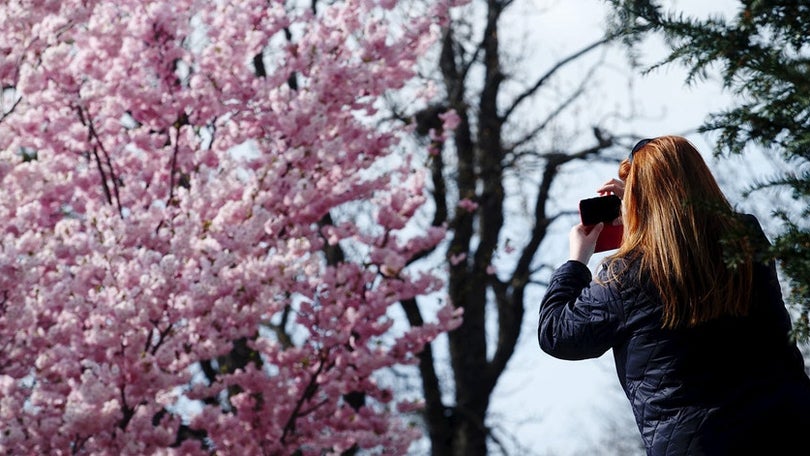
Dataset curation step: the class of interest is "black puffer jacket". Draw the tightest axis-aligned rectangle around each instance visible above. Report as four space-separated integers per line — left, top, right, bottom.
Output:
538 216 810 455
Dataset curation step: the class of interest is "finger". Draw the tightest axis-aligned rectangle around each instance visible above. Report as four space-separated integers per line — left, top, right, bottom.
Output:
597 180 621 193
586 222 604 240
571 223 589 237
599 181 625 198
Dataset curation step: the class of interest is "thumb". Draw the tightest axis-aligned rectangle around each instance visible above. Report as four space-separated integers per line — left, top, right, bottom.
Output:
588 222 604 239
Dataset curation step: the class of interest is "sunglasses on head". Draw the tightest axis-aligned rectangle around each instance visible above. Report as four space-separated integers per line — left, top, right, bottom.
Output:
629 138 653 163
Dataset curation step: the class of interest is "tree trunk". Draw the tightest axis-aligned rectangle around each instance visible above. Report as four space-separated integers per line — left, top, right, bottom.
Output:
402 1 621 453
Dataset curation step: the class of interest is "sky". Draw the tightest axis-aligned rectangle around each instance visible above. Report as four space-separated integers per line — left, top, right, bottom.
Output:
476 1 781 455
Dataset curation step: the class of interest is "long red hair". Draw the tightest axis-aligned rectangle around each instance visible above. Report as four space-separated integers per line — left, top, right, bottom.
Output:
607 136 754 328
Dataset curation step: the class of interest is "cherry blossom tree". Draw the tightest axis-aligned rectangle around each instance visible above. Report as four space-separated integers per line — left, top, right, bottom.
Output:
0 0 463 454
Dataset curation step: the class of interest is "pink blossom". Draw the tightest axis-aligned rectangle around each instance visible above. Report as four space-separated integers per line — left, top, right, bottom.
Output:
439 109 461 130
458 197 479 212
0 0 467 453
449 252 467 265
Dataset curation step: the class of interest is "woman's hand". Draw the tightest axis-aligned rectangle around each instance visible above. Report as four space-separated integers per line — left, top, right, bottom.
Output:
597 178 625 199
569 179 624 264
569 222 603 264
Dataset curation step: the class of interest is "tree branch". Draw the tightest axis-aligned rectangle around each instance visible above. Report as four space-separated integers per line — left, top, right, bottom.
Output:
281 353 328 444
399 298 452 455
0 90 21 124
502 34 616 122
77 105 124 216
487 131 614 387
505 57 602 152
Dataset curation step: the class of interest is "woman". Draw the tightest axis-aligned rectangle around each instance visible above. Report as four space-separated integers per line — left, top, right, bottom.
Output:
538 136 810 455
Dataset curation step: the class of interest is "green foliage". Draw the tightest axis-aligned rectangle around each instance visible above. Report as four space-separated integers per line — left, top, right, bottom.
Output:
606 0 810 340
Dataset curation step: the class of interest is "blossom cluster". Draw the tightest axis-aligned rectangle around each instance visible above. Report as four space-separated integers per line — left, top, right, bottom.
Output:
0 0 462 454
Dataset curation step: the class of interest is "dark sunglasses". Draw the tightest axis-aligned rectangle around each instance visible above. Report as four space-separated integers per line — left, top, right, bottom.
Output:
629 138 653 163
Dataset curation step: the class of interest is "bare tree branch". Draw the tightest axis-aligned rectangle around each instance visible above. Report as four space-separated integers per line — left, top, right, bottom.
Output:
502 34 616 122
505 57 604 153
400 297 452 454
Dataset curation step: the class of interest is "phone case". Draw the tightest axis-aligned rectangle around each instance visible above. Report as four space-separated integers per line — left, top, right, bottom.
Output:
593 224 623 252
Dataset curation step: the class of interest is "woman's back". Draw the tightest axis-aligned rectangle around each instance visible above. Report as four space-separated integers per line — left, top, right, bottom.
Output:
609 215 810 454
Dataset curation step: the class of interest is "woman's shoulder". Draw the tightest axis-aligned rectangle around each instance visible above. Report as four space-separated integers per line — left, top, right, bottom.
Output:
735 212 765 234
736 212 760 231
596 255 646 294
734 212 773 252
598 253 640 278
596 257 663 327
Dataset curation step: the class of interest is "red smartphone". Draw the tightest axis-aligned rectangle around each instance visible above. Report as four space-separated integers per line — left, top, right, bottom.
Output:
579 195 623 252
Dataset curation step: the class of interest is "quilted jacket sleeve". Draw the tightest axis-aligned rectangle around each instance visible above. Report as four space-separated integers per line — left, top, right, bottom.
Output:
538 260 624 360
